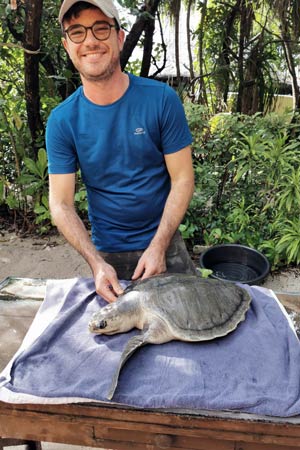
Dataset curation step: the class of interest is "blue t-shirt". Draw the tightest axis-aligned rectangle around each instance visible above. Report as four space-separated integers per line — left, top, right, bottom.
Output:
46 73 192 252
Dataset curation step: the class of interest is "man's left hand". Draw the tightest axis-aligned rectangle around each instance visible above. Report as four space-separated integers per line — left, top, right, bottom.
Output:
131 244 166 280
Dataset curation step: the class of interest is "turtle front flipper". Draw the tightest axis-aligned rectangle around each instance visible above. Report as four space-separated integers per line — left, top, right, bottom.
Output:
107 333 146 400
107 317 172 400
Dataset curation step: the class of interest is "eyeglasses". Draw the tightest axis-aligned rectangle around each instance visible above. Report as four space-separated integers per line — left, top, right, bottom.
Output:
64 21 118 44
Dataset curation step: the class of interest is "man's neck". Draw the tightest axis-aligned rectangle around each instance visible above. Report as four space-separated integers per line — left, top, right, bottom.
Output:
82 72 129 106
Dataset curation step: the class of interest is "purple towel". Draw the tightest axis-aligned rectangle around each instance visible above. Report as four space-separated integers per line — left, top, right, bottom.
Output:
0 277 300 417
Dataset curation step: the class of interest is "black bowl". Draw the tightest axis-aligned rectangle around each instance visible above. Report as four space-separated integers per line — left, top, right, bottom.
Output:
199 244 270 285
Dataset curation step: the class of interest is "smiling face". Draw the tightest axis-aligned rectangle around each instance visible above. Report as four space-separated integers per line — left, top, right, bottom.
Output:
62 7 125 82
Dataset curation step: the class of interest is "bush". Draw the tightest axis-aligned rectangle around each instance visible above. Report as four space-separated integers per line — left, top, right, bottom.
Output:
1 101 300 270
184 106 300 269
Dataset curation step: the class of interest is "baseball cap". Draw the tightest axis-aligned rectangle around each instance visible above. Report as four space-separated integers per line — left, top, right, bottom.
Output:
59 0 121 28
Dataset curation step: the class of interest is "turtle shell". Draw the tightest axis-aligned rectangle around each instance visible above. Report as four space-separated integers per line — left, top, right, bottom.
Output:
124 273 252 341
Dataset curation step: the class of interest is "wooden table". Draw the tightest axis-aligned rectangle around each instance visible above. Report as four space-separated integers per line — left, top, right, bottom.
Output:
1 279 300 450
1 398 300 450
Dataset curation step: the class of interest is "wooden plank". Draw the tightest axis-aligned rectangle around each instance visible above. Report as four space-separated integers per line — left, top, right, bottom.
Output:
3 401 300 440
1 402 300 449
276 293 300 313
234 444 300 450
91 436 235 450
92 426 235 450
0 413 94 447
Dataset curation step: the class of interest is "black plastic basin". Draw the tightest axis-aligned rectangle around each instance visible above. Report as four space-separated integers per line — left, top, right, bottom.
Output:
199 244 270 285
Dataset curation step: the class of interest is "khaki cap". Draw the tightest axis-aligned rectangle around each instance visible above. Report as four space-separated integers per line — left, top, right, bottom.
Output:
59 0 121 28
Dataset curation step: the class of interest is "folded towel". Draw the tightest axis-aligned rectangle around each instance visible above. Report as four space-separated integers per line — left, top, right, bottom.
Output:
0 277 299 417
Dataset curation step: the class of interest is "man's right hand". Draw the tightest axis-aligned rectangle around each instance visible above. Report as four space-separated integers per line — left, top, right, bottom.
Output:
93 260 124 303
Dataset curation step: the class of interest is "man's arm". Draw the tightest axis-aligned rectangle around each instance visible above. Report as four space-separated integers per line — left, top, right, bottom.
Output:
132 146 194 280
49 173 124 302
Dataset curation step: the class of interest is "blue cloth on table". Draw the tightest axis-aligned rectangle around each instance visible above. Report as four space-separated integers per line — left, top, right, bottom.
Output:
0 277 300 417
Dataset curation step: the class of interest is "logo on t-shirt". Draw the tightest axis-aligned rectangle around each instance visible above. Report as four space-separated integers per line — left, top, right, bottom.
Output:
134 127 146 135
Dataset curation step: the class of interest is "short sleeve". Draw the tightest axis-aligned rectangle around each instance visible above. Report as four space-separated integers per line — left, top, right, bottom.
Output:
160 86 193 154
46 112 78 174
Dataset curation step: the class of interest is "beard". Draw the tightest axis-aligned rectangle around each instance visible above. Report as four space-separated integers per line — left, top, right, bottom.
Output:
75 51 120 83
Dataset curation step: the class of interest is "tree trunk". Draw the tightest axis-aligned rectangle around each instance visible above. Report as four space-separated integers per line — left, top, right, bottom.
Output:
240 36 263 114
23 0 44 157
173 0 181 84
195 0 208 104
150 9 168 77
236 0 254 113
186 0 194 80
220 1 240 105
120 0 162 71
266 0 300 111
140 12 155 77
281 29 300 110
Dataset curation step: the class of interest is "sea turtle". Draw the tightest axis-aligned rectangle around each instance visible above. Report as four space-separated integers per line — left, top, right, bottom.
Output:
89 273 252 400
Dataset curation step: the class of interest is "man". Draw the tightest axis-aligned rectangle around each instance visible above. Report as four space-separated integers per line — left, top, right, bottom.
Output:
46 0 196 303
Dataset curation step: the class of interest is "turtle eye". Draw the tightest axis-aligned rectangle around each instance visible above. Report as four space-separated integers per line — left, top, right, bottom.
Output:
99 320 107 329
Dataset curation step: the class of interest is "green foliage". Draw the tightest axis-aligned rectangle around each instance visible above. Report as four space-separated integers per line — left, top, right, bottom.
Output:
275 219 300 265
179 220 199 239
2 148 51 233
20 148 51 232
195 0 286 113
184 105 300 269
34 195 52 234
74 183 88 214
19 148 48 194
124 58 142 76
197 268 213 278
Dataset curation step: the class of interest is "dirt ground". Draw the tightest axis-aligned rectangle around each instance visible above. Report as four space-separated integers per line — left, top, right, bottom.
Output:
0 231 299 292
0 231 300 292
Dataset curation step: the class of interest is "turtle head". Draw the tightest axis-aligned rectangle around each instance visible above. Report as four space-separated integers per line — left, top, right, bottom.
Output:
89 303 125 335
89 291 140 335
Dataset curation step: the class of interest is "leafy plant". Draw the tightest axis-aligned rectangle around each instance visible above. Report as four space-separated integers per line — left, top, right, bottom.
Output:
179 218 199 240
275 219 300 265
276 167 300 213
75 186 88 214
34 195 52 234
16 148 50 231
18 148 48 197
184 105 300 269
197 268 213 278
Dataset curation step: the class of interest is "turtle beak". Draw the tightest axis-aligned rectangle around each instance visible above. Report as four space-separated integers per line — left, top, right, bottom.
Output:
88 321 97 333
